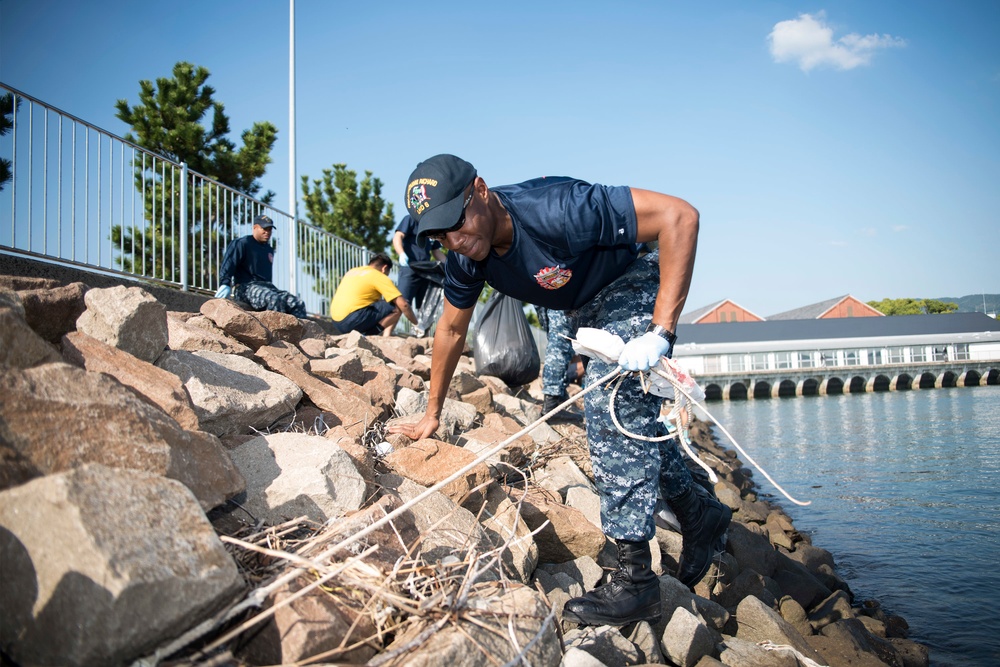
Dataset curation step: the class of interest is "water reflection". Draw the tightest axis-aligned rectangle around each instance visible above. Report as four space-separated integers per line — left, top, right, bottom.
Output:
701 386 1000 666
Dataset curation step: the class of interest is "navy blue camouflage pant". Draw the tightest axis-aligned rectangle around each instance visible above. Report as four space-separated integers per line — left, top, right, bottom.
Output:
574 251 693 542
538 307 579 398
234 281 307 318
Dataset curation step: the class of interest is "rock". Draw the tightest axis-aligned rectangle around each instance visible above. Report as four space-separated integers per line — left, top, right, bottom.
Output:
816 617 903 667
199 298 271 349
166 312 253 357
17 281 88 342
392 387 477 440
535 455 595 500
726 521 778 578
229 432 367 524
718 636 800 667
238 577 377 665
507 487 606 563
156 349 302 436
62 331 201 431
381 583 560 667
0 307 62 369
733 595 825 664
0 465 243 667
476 482 539 583
492 393 561 444
383 438 492 509
253 309 303 343
254 341 375 438
662 606 719 667
563 625 642 665
376 473 498 577
0 362 245 510
309 354 365 385
75 285 168 362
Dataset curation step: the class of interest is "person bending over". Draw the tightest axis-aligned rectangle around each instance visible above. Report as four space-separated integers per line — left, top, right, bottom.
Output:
388 154 730 627
329 253 417 337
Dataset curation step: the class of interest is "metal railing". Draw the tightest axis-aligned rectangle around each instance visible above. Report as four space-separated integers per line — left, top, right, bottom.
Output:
0 82 378 318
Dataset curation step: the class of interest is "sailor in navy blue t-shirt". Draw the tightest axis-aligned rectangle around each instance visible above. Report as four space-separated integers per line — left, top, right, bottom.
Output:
392 214 445 312
216 215 306 318
388 154 731 626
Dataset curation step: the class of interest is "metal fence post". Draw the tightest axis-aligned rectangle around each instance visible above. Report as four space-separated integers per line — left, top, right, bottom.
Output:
180 161 188 291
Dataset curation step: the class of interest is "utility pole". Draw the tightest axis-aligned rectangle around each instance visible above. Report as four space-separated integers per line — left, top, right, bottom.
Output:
288 0 297 294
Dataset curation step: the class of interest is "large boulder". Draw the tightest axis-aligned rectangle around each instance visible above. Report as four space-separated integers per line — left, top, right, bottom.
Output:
156 349 302 436
75 285 168 363
228 432 367 524
0 363 245 510
0 465 243 667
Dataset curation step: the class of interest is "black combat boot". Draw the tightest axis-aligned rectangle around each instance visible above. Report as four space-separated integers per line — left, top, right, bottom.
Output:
562 539 661 626
667 485 732 589
542 393 583 424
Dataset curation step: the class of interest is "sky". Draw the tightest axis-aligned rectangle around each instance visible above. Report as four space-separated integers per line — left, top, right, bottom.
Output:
1 0 998 316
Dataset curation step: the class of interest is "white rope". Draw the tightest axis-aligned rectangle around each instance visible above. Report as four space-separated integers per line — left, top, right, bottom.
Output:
646 361 812 507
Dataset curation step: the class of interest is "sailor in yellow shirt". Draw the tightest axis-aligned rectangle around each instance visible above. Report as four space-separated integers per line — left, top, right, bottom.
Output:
329 253 418 337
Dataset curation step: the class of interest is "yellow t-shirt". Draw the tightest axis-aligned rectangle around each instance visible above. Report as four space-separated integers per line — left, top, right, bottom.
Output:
329 265 402 321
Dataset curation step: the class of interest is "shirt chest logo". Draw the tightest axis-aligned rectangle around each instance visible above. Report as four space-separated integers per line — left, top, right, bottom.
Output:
534 266 572 290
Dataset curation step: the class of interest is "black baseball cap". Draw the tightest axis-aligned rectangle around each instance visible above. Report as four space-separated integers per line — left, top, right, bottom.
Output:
253 214 275 229
405 154 477 240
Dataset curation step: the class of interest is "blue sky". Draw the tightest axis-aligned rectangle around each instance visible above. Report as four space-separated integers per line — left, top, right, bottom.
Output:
2 0 997 316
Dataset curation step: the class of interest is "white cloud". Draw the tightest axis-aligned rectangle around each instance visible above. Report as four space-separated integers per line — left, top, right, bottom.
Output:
861 227 877 237
892 225 909 232
769 12 906 72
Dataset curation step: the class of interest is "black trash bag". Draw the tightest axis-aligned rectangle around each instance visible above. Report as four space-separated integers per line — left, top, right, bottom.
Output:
473 292 540 386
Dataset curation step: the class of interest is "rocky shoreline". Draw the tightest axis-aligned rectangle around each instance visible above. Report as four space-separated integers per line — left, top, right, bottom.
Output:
0 274 931 666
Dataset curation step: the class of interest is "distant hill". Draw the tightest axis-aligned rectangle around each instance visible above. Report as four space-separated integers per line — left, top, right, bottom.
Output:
931 294 1000 315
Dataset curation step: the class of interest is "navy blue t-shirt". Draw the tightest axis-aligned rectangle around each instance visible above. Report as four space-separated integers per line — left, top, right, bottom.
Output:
395 214 441 263
443 177 639 310
219 235 275 285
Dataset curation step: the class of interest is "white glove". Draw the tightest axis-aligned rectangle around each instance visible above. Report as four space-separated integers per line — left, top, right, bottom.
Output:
214 284 232 299
619 331 671 371
399 253 409 267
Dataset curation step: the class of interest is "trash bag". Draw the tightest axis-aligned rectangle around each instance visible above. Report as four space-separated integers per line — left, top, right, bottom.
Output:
473 292 540 386
409 261 445 337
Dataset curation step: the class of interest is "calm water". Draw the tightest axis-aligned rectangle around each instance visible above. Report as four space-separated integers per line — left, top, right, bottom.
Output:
702 386 1000 667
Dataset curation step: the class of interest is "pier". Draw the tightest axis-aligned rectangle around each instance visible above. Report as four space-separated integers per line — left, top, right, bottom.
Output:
695 361 1000 400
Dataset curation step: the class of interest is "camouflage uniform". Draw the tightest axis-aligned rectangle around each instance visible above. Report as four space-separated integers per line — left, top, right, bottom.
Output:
539 307 579 398
234 281 307 318
575 251 692 542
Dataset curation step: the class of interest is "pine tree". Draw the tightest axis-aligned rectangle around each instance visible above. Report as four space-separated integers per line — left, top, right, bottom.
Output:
111 62 278 286
299 163 395 296
0 93 18 192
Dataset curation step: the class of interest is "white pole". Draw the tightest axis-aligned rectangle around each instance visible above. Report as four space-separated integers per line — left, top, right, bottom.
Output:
288 0 298 295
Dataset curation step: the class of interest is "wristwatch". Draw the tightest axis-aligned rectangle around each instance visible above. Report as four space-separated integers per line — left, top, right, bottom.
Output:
646 322 677 346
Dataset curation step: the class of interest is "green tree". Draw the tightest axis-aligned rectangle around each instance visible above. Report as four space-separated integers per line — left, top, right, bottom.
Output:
867 298 959 315
0 92 20 192
299 163 395 296
111 61 278 286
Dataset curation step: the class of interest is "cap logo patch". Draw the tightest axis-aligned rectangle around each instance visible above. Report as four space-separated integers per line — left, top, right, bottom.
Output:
534 266 572 290
407 178 438 215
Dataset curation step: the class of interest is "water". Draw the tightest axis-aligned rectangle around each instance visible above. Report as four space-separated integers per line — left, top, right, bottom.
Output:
701 386 1000 666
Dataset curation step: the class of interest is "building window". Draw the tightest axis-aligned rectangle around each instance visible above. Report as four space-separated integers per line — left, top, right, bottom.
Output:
728 354 746 372
911 346 927 363
704 356 722 373
798 352 815 368
867 349 883 365
731 311 739 322
775 352 793 369
844 349 860 366
718 312 727 322
888 346 904 364
933 346 948 362
820 351 838 367
751 353 768 370
847 305 854 317
954 344 970 360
